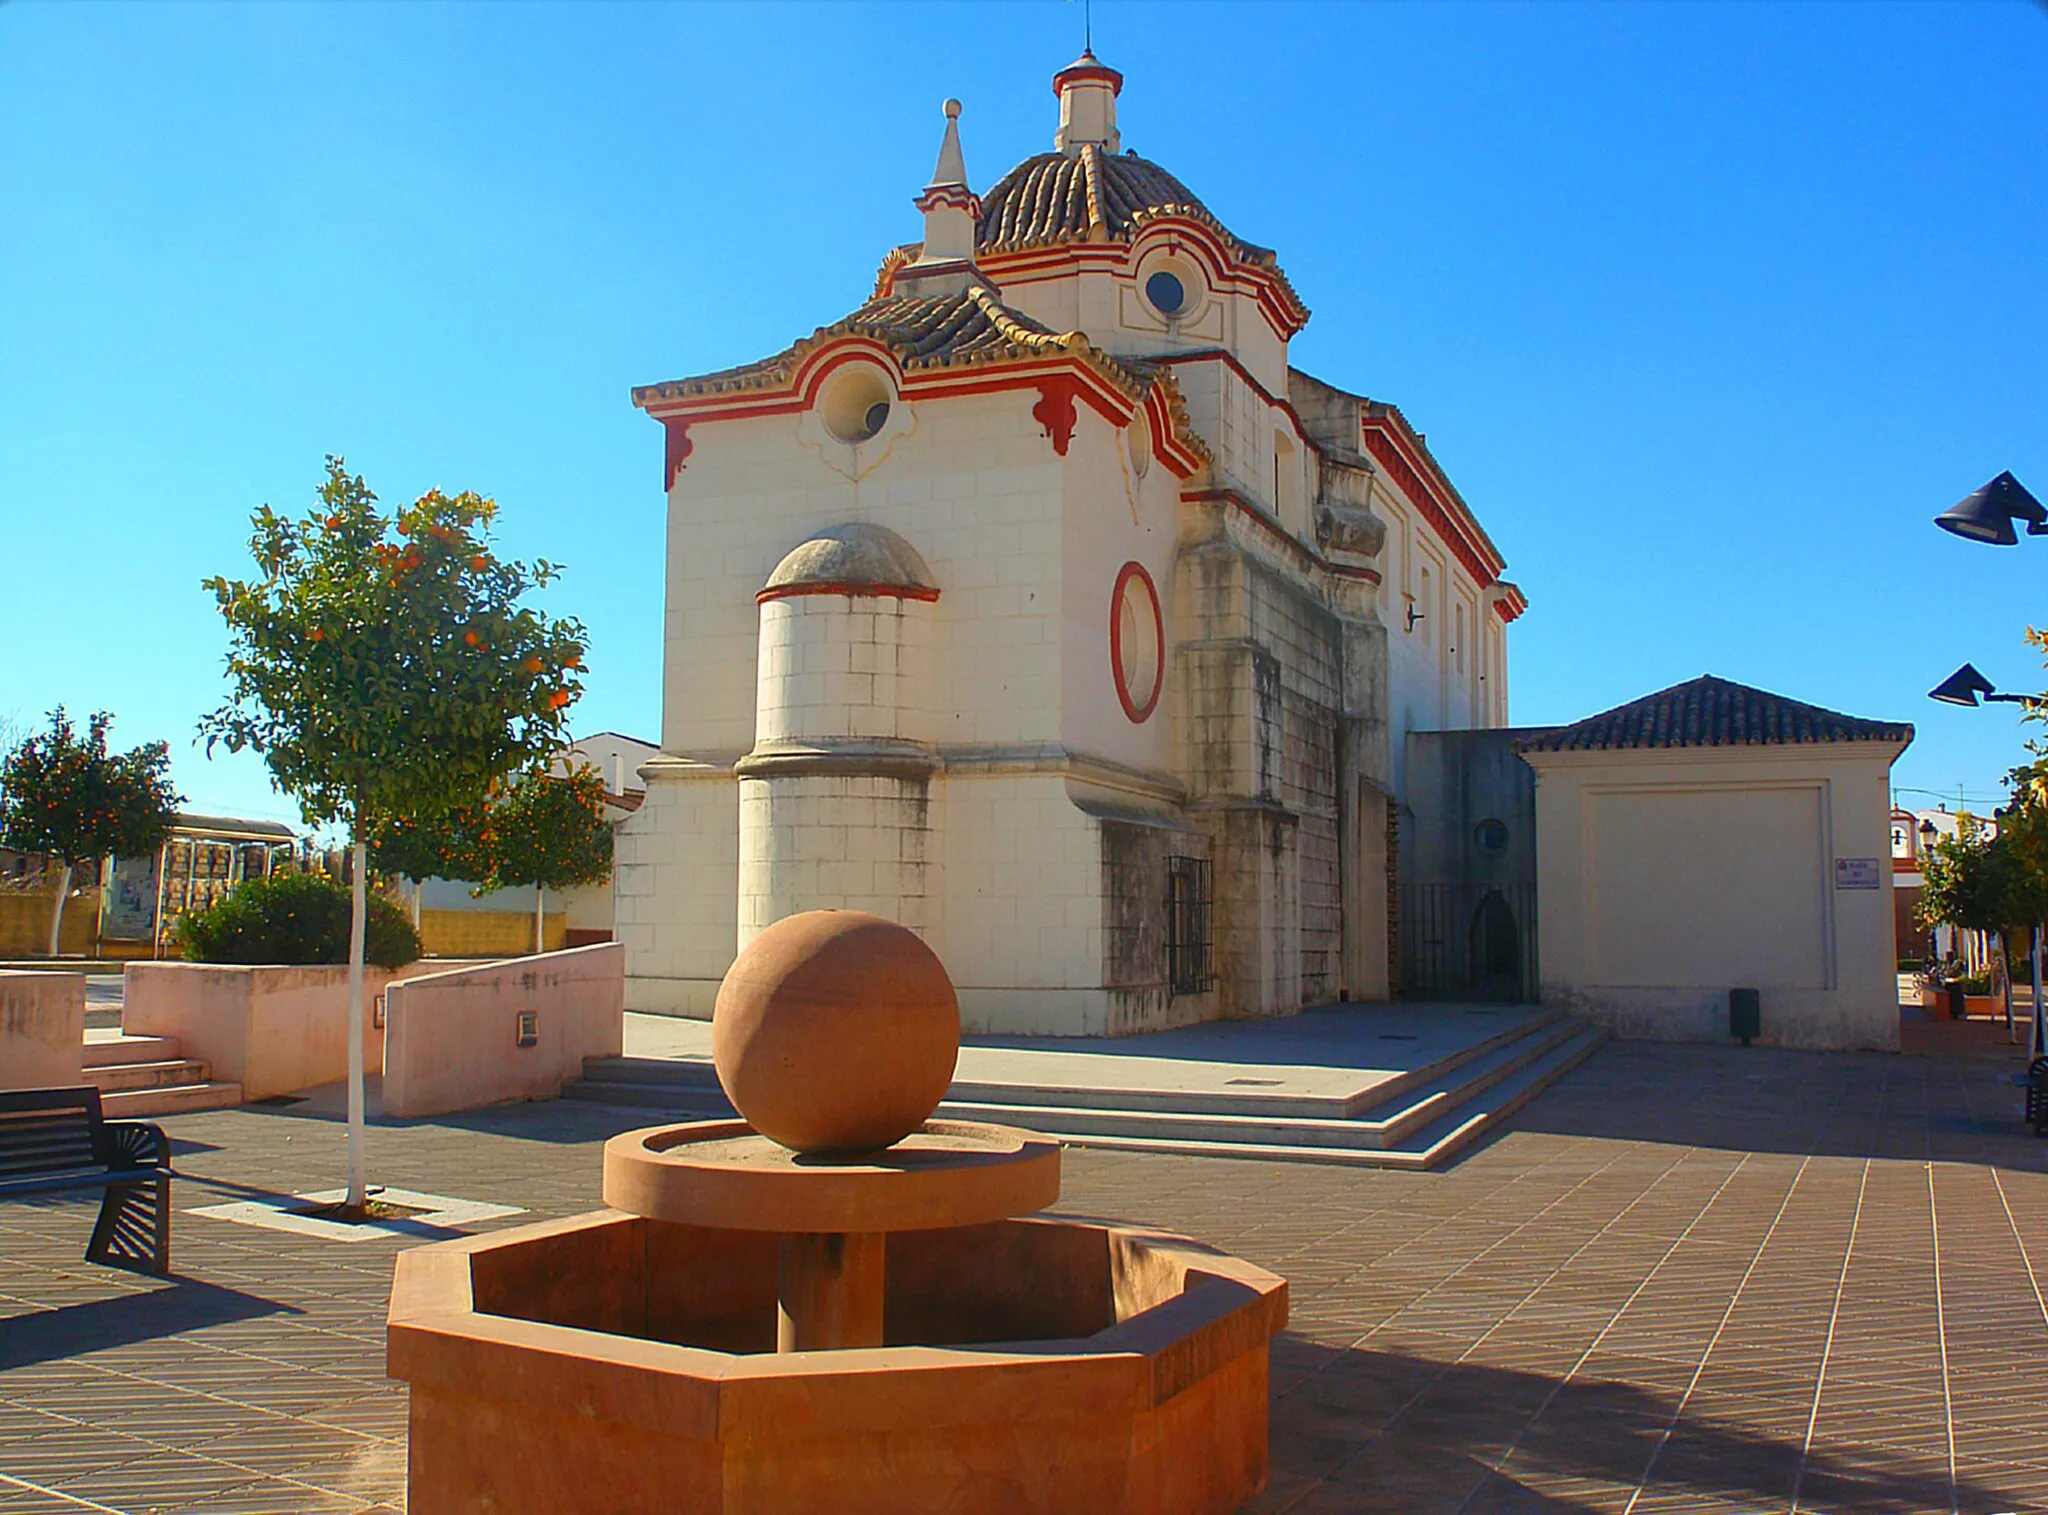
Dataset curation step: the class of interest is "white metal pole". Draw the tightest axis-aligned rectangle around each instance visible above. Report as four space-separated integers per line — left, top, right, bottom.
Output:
346 839 368 1210
535 883 545 956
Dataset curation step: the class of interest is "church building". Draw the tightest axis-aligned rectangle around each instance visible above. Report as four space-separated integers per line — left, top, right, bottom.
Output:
614 53 1526 1035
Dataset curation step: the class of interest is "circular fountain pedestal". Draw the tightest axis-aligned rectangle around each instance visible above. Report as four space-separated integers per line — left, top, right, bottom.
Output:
604 1119 1061 1350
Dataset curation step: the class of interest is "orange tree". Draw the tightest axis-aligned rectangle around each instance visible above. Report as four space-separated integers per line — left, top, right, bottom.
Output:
474 764 614 953
0 709 180 956
201 457 586 1207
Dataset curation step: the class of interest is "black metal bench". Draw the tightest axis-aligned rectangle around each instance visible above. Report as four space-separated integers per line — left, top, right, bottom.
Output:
2028 1057 2048 1137
0 1087 174 1276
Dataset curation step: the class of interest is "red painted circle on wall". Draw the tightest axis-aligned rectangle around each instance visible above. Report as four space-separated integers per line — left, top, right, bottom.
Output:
1110 561 1164 724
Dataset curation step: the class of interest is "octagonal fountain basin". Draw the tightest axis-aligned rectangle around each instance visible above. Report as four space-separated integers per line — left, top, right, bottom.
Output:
387 1205 1287 1514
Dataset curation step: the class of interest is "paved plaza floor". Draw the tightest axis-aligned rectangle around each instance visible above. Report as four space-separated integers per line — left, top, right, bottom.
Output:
3 1035 2046 1513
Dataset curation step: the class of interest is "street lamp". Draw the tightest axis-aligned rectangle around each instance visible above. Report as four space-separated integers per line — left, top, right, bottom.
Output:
1927 662 2039 708
1935 471 2046 546
1932 469 2047 1059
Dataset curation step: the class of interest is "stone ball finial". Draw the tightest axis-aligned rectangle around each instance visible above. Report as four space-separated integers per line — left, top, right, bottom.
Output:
712 910 960 1155
943 98 962 120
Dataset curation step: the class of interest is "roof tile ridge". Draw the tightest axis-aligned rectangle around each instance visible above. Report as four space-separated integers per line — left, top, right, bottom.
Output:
1080 143 1111 241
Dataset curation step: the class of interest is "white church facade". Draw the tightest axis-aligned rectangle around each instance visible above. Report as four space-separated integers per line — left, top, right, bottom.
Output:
614 53 1525 1035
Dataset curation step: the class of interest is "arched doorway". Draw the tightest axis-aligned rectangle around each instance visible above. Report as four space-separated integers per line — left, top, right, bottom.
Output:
1468 889 1521 1001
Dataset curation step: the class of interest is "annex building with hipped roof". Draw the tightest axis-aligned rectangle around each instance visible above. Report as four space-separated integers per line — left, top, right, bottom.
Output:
1519 676 1913 1050
614 55 1525 1034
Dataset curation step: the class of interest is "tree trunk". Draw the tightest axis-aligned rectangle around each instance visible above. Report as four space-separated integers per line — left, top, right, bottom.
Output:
346 838 369 1210
44 863 72 958
534 883 546 956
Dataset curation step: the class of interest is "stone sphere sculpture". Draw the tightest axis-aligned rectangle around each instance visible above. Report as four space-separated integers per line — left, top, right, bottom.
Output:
712 910 960 1155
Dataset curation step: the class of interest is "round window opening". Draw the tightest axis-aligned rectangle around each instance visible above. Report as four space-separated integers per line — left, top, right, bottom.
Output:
1111 562 1163 723
820 365 896 444
1145 270 1186 317
1476 818 1510 854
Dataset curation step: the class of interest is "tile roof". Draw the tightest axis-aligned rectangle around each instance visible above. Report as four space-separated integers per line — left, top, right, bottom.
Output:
1517 676 1914 754
979 147 1225 252
633 285 1211 468
636 284 1147 404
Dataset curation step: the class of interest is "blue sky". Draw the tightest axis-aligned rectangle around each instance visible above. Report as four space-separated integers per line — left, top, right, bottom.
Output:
2 1 2043 830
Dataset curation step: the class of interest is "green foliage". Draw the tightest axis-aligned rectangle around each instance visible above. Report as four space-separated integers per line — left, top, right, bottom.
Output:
1918 806 2048 936
176 869 421 968
200 457 588 839
368 798 488 884
0 708 181 867
475 765 614 895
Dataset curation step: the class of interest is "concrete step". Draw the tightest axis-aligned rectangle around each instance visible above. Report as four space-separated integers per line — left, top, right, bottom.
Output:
563 1019 1608 1172
938 1017 1588 1152
82 1030 182 1068
99 1081 243 1118
83 1059 215 1093
1050 1029 1609 1171
574 1008 1569 1121
562 1078 732 1114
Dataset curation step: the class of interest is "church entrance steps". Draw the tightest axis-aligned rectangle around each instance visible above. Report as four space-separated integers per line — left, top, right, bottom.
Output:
80 1027 244 1117
566 1005 1607 1170
1006 1027 1608 1171
82 1030 182 1067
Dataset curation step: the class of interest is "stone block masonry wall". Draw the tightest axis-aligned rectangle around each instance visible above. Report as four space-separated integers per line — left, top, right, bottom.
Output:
1176 534 1345 1017
737 773 933 942
615 761 740 1017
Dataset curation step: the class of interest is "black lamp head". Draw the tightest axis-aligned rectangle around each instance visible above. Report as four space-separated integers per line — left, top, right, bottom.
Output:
1935 471 2046 546
1929 662 1997 707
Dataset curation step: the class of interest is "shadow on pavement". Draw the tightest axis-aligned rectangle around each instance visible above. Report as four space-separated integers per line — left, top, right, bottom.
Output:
0 1278 298 1371
1271 1341 2008 1513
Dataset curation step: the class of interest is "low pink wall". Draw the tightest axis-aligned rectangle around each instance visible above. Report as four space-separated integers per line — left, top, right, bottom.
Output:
125 962 394 1100
0 970 85 1091
383 944 624 1119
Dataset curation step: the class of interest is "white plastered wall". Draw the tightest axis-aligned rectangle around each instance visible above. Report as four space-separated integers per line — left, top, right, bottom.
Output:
1526 742 1905 1050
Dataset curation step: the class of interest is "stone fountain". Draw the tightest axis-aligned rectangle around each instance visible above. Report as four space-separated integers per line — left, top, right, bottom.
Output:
389 910 1287 1513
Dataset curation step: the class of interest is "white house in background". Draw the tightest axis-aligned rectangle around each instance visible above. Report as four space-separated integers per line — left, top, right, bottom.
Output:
1522 676 1913 1051
612 53 1525 1033
413 731 658 954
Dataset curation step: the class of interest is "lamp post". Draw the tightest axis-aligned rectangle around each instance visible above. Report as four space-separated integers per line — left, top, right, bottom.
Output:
1931 470 2047 1057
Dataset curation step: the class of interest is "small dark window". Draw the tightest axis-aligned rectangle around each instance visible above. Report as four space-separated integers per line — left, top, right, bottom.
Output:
860 400 891 438
1166 855 1213 996
1476 818 1509 853
1146 270 1186 316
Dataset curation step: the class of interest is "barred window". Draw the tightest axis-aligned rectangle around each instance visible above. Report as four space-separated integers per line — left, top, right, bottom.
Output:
1166 855 1213 996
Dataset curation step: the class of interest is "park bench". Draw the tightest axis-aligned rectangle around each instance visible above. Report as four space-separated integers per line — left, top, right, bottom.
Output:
0 1087 174 1276
2028 1057 2048 1138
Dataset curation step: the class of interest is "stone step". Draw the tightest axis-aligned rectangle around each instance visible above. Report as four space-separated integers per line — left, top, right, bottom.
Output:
562 1021 1608 1171
1046 1029 1609 1171
574 1007 1569 1121
83 1059 215 1093
939 1017 1588 1152
82 1030 182 1068
99 1081 243 1118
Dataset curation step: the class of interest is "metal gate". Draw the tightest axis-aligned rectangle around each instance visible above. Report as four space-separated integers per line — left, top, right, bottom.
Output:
1401 881 1539 1002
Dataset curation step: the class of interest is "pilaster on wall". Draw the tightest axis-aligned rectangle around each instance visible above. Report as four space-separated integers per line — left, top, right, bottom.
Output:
615 756 740 1018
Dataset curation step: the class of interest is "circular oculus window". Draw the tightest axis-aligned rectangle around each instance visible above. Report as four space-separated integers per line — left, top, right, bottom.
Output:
1145 270 1187 316
819 364 895 444
1110 561 1163 723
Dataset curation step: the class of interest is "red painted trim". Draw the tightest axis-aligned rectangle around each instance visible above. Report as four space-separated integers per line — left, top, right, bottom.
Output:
914 184 980 215
1033 376 1080 456
757 582 941 605
1110 560 1163 724
1358 425 1504 586
1053 60 1124 96
662 417 693 491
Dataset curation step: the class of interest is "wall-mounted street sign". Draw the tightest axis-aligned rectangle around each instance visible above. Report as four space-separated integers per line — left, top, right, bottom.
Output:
1834 858 1881 890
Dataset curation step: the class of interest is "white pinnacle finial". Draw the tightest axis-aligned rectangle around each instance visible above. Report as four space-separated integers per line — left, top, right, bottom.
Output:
929 99 968 189
900 96 980 294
